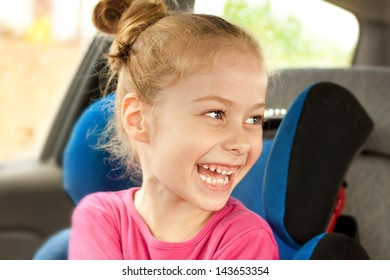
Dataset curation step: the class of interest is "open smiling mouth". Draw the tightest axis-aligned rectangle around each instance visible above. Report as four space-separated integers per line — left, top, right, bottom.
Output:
197 164 239 187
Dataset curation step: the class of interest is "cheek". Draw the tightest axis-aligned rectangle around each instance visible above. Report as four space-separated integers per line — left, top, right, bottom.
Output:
150 129 203 175
248 135 263 166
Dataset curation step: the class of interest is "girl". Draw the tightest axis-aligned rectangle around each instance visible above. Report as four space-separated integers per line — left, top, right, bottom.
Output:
69 0 278 260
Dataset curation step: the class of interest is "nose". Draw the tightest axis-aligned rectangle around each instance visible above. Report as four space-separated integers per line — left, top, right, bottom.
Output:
222 123 251 155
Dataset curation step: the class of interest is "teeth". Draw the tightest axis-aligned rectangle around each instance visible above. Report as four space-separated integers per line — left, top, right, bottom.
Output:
197 163 239 187
198 164 238 175
199 173 230 186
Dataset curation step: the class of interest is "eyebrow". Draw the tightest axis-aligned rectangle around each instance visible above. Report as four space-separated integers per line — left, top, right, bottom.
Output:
192 96 265 110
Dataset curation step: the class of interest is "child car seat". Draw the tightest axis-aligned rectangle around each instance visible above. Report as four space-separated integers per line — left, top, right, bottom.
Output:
263 81 372 259
33 82 372 260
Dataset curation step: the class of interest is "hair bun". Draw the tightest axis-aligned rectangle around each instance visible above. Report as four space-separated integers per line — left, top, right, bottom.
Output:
93 0 134 34
94 0 169 72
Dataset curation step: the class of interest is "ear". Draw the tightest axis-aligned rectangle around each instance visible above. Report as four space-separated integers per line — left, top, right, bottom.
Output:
121 93 150 143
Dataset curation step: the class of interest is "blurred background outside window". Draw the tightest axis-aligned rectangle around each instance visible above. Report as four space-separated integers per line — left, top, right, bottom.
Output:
0 0 98 162
195 0 359 69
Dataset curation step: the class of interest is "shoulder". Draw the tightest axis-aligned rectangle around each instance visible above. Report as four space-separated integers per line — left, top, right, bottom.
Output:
219 197 272 231
211 197 279 259
69 189 137 260
75 188 136 216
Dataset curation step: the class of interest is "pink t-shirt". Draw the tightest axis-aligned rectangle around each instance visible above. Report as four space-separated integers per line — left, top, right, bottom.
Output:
69 187 279 260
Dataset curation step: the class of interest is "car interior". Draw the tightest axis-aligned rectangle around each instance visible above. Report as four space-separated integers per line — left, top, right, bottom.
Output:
0 0 389 260
34 80 372 260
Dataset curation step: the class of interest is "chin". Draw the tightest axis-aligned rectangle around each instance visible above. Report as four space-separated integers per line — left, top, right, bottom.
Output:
195 194 231 213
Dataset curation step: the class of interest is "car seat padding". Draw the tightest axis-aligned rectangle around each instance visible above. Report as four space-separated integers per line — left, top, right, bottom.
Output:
264 82 373 247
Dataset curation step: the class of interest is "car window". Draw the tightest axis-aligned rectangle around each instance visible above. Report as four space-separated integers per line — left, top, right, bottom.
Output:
0 0 98 163
194 0 359 69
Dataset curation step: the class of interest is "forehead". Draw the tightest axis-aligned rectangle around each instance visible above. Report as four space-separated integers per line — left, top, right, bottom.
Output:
198 51 266 83
159 53 267 110
183 52 265 90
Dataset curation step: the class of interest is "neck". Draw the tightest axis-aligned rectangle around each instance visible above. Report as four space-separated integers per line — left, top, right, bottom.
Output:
134 179 214 243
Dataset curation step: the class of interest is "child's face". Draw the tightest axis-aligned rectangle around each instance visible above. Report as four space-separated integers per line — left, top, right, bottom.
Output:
145 53 267 213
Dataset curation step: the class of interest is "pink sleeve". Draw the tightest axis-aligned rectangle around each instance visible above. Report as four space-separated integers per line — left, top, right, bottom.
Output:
214 223 279 260
213 227 279 260
68 194 123 260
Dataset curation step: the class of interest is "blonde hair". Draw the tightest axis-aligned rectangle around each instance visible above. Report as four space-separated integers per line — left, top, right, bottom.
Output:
93 0 266 180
